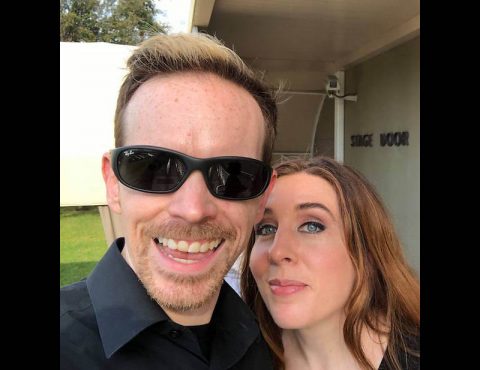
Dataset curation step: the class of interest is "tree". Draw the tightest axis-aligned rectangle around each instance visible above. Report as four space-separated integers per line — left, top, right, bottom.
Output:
60 0 168 45
60 0 100 42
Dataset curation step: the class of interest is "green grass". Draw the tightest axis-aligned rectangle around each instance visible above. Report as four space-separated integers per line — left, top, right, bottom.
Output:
60 206 108 287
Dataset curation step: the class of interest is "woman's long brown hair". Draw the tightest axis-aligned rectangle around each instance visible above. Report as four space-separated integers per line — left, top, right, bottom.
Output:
241 156 420 370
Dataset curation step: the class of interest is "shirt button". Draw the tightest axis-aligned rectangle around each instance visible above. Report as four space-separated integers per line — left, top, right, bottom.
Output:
169 329 181 339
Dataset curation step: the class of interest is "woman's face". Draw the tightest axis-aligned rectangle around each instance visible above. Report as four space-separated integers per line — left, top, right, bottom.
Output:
249 172 356 330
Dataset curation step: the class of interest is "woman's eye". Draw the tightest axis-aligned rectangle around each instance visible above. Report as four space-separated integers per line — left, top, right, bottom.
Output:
255 224 277 236
299 221 325 233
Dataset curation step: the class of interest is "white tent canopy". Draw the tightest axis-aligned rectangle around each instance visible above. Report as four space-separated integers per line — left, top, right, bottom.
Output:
60 42 136 206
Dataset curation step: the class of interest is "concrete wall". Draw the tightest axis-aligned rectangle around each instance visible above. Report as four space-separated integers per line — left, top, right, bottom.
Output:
344 36 420 273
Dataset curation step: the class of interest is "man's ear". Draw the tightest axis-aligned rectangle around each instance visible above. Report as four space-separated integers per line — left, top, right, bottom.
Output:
102 152 122 214
255 170 276 224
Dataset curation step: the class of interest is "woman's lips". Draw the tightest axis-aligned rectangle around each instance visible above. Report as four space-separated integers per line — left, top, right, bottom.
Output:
268 279 307 296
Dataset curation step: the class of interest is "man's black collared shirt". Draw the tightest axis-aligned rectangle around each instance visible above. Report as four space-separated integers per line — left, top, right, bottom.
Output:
60 238 274 370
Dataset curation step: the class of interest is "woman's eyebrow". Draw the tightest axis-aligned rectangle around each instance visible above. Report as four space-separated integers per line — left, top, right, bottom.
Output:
263 207 273 215
296 202 334 217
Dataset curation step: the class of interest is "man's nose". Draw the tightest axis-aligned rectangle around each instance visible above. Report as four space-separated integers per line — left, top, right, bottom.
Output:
167 171 219 224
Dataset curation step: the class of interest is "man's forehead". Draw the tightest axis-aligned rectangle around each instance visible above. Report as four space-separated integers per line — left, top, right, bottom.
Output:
125 72 260 116
122 72 266 159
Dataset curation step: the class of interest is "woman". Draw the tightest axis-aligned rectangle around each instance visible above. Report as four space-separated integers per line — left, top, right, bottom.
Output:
241 157 419 370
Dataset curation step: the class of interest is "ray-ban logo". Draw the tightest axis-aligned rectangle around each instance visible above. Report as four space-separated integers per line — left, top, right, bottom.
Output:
124 150 134 156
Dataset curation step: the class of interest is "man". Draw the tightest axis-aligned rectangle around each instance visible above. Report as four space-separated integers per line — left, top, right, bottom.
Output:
60 33 278 369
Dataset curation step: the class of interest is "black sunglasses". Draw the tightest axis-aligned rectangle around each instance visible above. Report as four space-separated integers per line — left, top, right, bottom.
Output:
110 145 272 200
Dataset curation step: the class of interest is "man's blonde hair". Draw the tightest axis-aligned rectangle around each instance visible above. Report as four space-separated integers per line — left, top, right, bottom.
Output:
114 33 278 163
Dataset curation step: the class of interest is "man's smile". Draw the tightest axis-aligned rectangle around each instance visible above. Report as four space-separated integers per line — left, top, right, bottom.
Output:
153 237 224 264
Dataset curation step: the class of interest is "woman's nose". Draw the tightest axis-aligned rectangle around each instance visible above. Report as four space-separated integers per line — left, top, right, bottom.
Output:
268 229 296 264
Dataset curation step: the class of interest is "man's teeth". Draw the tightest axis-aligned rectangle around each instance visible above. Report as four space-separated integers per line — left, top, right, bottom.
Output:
172 258 197 264
159 237 220 253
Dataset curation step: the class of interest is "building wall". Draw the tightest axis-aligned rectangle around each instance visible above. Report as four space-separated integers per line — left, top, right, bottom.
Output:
60 42 136 207
344 36 420 273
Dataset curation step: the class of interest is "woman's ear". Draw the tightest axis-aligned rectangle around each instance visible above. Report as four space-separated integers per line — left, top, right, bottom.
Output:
102 152 122 214
255 170 276 224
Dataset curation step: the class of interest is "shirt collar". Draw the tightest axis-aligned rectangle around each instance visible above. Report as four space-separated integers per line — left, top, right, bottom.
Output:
86 238 169 358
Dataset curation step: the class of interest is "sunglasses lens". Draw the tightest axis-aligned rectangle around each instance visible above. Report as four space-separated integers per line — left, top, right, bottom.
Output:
208 160 270 199
117 149 186 192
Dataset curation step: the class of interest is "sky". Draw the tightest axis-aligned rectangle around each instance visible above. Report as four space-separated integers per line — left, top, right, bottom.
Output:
155 0 193 33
